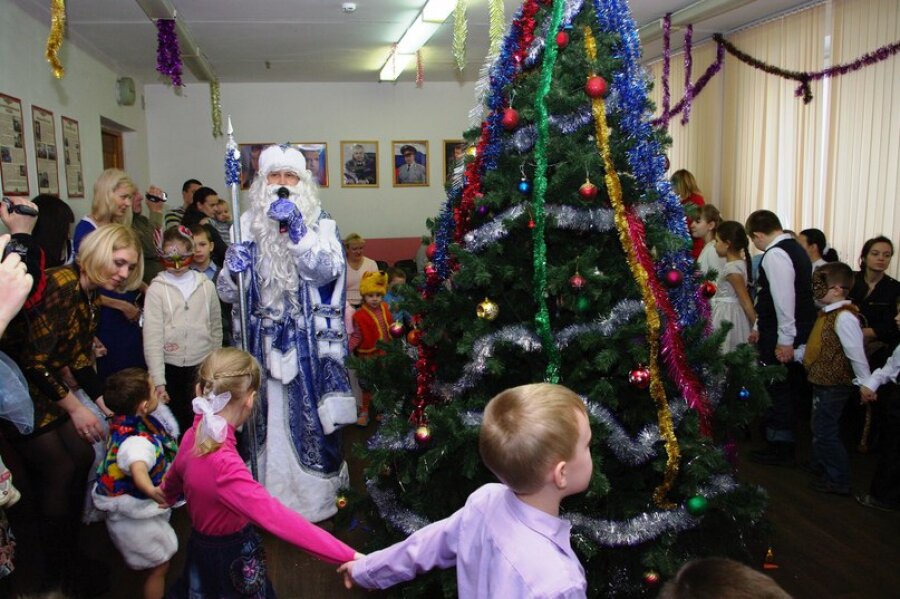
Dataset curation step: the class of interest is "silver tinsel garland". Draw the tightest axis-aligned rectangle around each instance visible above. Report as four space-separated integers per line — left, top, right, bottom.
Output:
368 473 743 547
510 106 593 152
565 474 739 547
366 479 431 536
435 325 542 399
555 299 643 348
585 398 687 466
523 0 584 68
464 203 660 253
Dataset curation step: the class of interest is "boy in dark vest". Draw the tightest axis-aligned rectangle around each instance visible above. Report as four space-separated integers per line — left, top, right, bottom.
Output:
796 262 870 494
746 210 816 466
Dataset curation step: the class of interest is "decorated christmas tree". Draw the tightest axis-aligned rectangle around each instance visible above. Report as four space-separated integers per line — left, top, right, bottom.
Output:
346 0 771 595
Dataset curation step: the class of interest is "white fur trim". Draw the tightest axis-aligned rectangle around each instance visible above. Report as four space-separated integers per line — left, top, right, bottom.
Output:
317 392 358 435
116 437 156 473
258 379 349 522
92 491 177 569
259 145 306 177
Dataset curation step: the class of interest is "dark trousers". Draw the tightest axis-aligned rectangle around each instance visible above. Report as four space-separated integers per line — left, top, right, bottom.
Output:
870 383 900 504
810 384 853 487
165 363 199 437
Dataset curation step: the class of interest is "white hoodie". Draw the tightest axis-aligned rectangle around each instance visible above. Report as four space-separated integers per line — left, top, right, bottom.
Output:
143 270 222 387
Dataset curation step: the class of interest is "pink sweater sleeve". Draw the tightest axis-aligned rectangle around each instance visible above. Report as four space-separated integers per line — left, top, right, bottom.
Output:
161 452 185 506
215 451 356 564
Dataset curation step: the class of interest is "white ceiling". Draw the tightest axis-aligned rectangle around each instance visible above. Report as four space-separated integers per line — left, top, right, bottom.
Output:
13 0 814 84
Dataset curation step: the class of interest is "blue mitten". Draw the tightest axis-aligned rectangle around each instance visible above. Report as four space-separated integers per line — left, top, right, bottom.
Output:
225 243 253 274
267 198 307 243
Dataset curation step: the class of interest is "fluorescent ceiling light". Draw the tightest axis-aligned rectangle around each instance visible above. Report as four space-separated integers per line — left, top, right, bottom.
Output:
380 53 416 81
638 0 754 43
423 0 457 22
397 15 441 54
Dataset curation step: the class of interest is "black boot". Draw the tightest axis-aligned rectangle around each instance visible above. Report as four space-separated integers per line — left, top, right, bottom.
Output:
750 442 796 467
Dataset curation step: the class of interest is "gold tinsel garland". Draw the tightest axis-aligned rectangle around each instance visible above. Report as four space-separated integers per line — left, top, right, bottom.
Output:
46 0 66 79
584 26 680 509
210 80 222 138
452 0 468 71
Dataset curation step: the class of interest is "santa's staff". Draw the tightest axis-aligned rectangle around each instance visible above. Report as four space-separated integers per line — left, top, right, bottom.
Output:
223 116 259 479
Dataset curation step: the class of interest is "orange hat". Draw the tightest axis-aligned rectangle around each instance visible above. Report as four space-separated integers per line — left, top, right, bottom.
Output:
359 271 388 296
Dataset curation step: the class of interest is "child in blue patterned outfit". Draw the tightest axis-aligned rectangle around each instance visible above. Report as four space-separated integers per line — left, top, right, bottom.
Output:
91 367 180 599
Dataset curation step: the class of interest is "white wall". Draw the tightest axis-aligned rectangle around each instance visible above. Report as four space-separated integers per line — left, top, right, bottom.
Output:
0 1 149 227
145 81 478 239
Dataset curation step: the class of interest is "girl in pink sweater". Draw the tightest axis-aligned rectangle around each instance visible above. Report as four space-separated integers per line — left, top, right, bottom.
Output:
161 348 359 598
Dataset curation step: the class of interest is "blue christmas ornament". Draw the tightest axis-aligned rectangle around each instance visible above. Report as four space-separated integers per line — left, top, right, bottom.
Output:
738 387 751 401
518 178 532 194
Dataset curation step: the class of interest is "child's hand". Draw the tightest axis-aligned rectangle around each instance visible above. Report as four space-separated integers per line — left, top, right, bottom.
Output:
147 485 168 508
156 385 170 404
337 557 362 590
860 386 878 403
747 330 759 344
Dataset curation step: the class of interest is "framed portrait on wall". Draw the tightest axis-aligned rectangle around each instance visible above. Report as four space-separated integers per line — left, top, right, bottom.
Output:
238 143 273 190
32 105 60 195
443 139 466 185
392 140 428 187
341 141 378 187
61 116 85 197
0 93 30 196
296 142 328 187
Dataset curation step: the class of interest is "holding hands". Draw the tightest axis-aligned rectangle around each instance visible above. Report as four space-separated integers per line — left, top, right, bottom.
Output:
337 553 365 589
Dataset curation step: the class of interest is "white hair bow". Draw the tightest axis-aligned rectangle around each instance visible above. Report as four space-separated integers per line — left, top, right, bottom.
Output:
191 391 232 445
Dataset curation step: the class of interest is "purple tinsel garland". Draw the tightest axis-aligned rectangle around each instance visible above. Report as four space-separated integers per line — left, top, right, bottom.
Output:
681 24 693 125
661 13 671 124
652 43 724 128
156 19 183 87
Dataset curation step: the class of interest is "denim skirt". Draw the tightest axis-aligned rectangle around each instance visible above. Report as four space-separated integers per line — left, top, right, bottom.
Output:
166 525 276 598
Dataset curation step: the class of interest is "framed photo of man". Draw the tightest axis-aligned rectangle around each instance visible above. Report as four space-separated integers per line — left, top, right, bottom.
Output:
297 142 328 188
238 143 274 190
392 141 429 187
341 141 378 188
443 139 466 185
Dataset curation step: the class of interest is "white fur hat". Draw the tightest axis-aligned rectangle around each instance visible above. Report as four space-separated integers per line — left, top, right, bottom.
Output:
258 144 306 177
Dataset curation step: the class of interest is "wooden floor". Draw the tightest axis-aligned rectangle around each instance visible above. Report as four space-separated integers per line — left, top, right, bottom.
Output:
3 423 899 598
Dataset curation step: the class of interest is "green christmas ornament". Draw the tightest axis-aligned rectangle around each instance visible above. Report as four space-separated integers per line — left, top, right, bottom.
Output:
686 495 709 516
575 295 591 313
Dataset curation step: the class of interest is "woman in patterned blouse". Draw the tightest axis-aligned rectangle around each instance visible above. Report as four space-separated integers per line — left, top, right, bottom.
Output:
8 223 143 593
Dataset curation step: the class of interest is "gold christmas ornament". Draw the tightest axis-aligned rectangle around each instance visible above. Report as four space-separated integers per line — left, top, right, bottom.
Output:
476 297 500 321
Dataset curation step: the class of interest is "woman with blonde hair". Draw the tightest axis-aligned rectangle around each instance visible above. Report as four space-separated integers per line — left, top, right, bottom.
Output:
75 170 159 380
670 168 706 259
2 223 142 595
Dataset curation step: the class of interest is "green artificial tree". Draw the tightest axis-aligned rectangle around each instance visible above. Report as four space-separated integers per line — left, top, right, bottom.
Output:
346 0 772 596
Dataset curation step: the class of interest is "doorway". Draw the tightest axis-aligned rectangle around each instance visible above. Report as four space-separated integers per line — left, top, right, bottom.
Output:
101 129 123 170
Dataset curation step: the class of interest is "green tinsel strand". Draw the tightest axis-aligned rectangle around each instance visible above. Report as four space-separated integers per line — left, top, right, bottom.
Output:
532 0 565 383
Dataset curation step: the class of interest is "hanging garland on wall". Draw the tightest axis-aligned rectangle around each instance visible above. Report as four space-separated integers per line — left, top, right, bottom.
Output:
46 0 66 79
713 33 900 104
655 12 900 128
155 18 183 87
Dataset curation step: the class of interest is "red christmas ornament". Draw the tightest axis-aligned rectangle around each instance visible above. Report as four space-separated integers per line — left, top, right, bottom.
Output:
389 321 405 338
425 243 437 260
578 179 598 200
424 264 437 279
501 107 520 130
407 329 422 345
700 280 717 298
414 425 432 446
585 75 608 98
643 571 661 587
555 30 569 49
569 272 586 290
628 365 651 389
335 495 348 510
528 218 536 229
664 269 684 288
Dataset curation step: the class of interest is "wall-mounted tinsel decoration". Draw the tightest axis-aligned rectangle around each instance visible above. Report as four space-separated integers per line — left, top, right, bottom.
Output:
210 80 222 138
46 0 66 79
488 0 505 56
453 0 468 71
155 18 183 87
416 50 424 87
681 24 693 125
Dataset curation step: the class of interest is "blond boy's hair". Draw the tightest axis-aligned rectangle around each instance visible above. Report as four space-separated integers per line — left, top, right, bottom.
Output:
77 223 144 291
194 348 261 456
658 557 792 599
479 383 587 494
